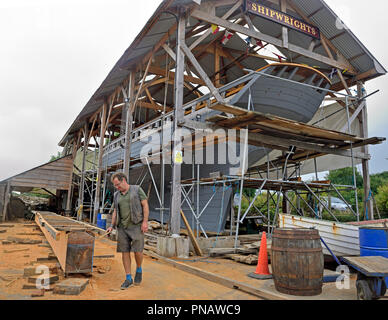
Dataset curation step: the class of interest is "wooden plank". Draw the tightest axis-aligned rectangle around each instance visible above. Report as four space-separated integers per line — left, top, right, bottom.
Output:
342 256 388 276
210 103 359 142
180 210 203 256
35 212 95 273
144 249 286 300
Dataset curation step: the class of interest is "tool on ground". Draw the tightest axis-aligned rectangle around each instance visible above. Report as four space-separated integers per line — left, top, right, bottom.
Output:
97 230 111 239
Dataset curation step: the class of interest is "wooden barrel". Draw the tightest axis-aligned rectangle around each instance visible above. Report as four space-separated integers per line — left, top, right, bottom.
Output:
271 228 324 296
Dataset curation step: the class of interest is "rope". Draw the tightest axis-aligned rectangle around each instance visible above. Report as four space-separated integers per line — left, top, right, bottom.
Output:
364 189 372 221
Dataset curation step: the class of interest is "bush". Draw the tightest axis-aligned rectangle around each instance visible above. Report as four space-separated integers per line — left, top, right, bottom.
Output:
375 184 388 213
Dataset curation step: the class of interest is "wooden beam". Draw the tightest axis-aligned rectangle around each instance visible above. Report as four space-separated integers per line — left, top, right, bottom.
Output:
180 210 203 256
189 0 243 50
280 0 289 49
214 43 221 87
147 65 205 86
35 211 95 274
190 9 355 73
132 55 153 113
124 72 135 176
181 43 225 104
92 102 107 224
2 182 10 222
285 0 357 75
143 249 286 300
170 10 186 236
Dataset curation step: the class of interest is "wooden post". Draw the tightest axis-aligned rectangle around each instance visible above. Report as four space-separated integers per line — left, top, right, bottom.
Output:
358 82 373 220
214 42 221 87
170 10 186 236
78 122 89 221
280 0 289 48
2 181 11 222
93 103 107 225
123 72 135 178
65 132 81 215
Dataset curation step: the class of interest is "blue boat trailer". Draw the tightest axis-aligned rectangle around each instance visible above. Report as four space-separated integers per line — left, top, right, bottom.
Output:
341 256 388 300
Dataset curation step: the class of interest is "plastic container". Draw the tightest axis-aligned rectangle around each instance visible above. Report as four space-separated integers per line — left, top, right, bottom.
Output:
96 213 107 230
359 226 388 286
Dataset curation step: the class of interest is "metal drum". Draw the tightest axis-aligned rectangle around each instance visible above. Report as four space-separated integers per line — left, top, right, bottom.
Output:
271 228 324 296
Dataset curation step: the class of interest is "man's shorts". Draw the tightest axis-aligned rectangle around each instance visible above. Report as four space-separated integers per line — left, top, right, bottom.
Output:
117 224 144 253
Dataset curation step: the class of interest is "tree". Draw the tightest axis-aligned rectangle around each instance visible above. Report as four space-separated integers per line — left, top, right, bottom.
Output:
49 151 61 162
325 167 363 188
370 171 388 195
375 184 388 214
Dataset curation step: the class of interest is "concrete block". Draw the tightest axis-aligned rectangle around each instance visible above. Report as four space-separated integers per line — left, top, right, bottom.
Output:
157 236 176 258
175 237 189 259
156 236 189 258
189 237 240 254
53 278 89 295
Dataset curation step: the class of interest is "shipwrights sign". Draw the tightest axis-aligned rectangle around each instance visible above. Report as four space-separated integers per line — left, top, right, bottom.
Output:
245 0 321 40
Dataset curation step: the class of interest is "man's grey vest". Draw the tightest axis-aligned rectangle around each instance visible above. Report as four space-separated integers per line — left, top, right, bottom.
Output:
113 185 144 227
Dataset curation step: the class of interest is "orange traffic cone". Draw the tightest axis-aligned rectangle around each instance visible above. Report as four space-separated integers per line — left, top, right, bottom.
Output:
248 231 272 280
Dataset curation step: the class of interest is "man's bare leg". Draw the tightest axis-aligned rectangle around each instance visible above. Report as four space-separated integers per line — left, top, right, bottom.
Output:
134 252 143 285
134 252 143 268
122 252 131 275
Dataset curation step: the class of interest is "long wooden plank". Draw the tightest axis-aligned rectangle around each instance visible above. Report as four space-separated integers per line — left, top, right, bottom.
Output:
35 212 68 270
180 210 203 256
210 103 359 142
143 249 286 300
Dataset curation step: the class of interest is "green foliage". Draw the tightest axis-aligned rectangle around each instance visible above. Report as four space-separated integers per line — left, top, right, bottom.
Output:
49 151 61 162
235 191 281 222
370 171 388 195
325 167 363 188
375 184 388 213
234 169 388 224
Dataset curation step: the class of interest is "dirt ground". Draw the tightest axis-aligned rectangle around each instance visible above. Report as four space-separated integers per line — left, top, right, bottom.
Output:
0 219 385 301
0 220 257 300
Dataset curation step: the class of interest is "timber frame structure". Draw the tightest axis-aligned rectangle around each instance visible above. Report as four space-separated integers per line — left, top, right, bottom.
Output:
55 0 386 241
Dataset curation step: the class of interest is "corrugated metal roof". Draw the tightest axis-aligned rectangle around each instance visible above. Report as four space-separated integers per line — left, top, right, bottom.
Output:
59 0 386 146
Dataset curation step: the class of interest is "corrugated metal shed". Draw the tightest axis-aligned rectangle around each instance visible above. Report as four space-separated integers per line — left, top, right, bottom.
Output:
59 0 386 146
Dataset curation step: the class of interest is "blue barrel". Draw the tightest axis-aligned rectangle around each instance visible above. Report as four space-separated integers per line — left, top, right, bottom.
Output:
359 227 388 286
96 213 106 230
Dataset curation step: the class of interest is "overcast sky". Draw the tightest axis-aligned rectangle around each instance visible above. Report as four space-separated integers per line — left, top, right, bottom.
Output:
0 0 387 182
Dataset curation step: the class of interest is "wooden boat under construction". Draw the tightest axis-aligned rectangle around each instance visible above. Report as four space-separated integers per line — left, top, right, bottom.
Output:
101 63 338 233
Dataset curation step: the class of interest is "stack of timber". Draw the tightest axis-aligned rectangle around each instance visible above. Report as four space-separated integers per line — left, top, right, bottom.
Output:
34 211 105 274
207 234 272 265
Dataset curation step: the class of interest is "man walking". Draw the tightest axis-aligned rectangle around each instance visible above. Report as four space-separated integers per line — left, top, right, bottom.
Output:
106 172 149 289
